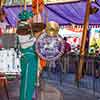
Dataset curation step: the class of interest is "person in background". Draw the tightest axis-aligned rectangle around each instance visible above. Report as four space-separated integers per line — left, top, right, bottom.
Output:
63 37 71 53
58 37 71 76
95 49 100 78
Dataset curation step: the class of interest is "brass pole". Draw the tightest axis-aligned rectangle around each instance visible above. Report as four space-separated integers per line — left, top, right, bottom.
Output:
0 0 2 8
20 0 22 11
24 0 26 10
0 0 5 8
40 1 44 23
32 0 34 23
45 5 48 24
76 0 91 80
36 0 39 22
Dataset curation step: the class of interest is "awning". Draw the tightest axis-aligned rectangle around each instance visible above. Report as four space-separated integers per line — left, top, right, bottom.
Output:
3 1 100 27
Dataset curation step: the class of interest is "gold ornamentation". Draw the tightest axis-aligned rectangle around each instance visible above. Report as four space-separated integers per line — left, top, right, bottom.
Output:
46 21 59 37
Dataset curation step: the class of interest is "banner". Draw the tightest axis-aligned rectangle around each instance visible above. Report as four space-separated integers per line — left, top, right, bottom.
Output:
44 0 80 4
59 26 83 38
59 27 82 53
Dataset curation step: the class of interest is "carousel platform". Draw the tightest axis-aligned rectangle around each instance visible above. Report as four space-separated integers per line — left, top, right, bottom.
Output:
0 79 63 100
0 73 99 100
36 81 63 100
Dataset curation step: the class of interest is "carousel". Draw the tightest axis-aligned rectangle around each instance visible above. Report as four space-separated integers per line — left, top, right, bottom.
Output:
0 0 100 100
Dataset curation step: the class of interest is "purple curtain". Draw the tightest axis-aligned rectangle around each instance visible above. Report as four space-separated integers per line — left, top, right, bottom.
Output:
3 1 100 27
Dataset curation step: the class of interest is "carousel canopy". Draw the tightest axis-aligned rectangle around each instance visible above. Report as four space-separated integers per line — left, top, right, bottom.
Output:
3 0 100 27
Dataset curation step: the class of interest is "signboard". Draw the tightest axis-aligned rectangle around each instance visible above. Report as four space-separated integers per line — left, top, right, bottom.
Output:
58 27 82 53
58 27 82 38
4 0 32 6
0 49 21 75
89 28 100 48
44 0 80 4
4 0 80 6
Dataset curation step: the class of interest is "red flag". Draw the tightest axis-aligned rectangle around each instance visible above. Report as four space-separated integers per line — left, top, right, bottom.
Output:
32 0 44 15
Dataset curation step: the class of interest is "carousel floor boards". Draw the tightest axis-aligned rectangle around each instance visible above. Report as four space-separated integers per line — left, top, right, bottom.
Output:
0 75 99 100
36 81 63 100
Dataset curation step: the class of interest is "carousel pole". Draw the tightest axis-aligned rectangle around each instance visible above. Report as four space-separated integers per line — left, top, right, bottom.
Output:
36 0 39 22
24 0 26 10
41 0 44 23
0 0 5 8
76 0 91 81
45 5 48 24
20 0 22 11
0 0 2 8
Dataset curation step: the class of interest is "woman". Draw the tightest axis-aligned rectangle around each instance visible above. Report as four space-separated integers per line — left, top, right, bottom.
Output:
17 21 38 100
17 18 46 99
17 10 39 100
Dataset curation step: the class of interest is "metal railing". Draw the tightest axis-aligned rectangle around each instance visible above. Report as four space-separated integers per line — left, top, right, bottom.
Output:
42 52 100 96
